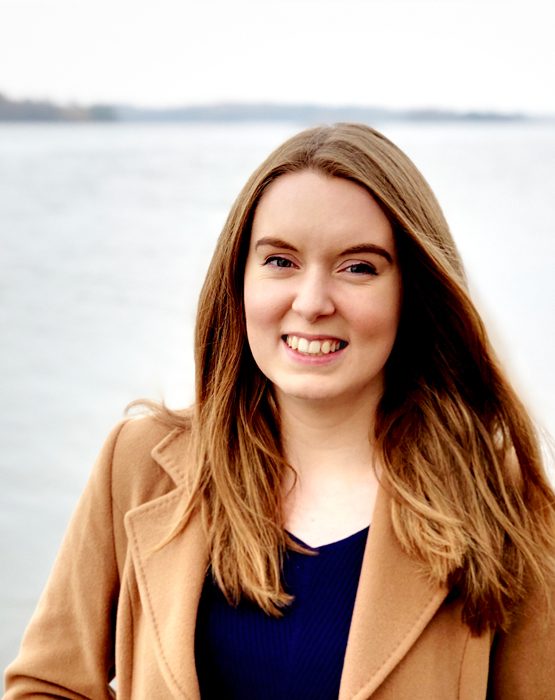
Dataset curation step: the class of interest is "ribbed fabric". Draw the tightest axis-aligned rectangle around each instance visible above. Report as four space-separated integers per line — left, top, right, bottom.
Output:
195 526 369 700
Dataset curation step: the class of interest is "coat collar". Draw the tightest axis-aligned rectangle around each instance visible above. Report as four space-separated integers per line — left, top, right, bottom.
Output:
124 428 208 699
125 427 448 699
338 488 449 699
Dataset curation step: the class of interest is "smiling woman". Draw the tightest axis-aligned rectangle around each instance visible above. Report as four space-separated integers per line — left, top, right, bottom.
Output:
5 124 555 699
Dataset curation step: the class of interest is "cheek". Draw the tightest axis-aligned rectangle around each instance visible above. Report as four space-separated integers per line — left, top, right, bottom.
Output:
243 279 287 336
349 293 402 340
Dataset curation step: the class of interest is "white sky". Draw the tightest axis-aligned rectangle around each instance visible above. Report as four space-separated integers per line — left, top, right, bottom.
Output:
0 0 553 114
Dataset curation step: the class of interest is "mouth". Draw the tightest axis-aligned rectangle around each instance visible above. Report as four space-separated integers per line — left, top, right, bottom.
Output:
282 334 348 356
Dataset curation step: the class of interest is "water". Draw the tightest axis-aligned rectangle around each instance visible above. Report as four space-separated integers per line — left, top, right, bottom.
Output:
1 121 554 671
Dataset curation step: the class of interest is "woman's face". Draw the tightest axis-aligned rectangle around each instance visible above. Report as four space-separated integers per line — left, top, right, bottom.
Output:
243 169 402 409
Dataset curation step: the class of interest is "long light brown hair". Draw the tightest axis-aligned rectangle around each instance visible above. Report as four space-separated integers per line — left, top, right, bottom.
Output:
146 123 555 635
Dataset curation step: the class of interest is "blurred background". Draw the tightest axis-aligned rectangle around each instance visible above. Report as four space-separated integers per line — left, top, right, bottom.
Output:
1 0 554 673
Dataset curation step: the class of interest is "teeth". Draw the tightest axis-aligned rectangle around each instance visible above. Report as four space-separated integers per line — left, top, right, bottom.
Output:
285 335 344 356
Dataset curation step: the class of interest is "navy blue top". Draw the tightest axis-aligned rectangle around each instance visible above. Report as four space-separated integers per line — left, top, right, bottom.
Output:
195 526 369 700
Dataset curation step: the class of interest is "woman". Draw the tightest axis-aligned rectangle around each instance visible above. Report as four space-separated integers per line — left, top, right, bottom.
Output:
5 123 555 699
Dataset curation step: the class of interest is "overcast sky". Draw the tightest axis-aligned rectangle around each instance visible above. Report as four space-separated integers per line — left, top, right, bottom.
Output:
1 0 553 114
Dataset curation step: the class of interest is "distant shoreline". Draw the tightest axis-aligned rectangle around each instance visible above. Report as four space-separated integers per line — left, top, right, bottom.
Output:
0 93 550 124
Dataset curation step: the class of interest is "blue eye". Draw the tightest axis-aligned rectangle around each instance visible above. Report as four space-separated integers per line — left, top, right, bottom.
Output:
264 255 294 268
344 262 378 275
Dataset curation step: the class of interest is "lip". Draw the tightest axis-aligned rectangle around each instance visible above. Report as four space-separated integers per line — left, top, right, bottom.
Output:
282 332 346 342
281 335 348 365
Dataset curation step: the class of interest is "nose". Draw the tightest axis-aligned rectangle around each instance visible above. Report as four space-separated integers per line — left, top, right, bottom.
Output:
291 269 335 322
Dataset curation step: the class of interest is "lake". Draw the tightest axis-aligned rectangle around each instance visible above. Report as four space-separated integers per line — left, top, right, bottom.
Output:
1 120 554 671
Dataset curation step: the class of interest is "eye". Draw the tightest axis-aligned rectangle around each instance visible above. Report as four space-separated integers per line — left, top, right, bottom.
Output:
264 255 295 268
342 261 378 276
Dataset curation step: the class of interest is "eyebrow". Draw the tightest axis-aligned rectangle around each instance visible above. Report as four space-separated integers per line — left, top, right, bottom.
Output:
341 243 393 264
254 236 393 264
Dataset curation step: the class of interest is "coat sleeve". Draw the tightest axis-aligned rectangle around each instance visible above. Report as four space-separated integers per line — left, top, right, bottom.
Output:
3 420 129 699
488 575 555 699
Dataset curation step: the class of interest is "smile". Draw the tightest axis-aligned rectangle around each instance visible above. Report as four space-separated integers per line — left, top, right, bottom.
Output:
283 335 348 356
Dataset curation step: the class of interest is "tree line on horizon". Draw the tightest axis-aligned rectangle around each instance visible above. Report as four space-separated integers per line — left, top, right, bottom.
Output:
0 93 116 121
0 92 531 123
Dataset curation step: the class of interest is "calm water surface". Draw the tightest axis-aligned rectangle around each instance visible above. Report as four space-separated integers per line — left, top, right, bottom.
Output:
1 121 554 669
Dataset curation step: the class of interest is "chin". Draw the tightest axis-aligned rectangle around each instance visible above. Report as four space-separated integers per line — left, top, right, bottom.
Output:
275 380 348 405
273 374 385 409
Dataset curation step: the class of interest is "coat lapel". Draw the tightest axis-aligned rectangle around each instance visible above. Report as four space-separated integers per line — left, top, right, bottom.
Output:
339 486 449 699
124 429 207 700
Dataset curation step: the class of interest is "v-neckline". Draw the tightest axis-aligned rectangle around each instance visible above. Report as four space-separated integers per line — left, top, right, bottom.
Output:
286 525 370 551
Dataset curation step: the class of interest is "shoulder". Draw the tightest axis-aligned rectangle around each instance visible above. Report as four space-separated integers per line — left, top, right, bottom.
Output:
101 413 193 515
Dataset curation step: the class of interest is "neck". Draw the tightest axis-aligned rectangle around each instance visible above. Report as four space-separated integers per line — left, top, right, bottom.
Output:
277 392 382 543
278 391 381 480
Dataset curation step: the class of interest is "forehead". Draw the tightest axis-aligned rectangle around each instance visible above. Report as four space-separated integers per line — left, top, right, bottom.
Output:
250 170 394 252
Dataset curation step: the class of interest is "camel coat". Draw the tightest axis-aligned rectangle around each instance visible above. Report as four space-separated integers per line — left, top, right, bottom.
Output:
4 417 555 699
